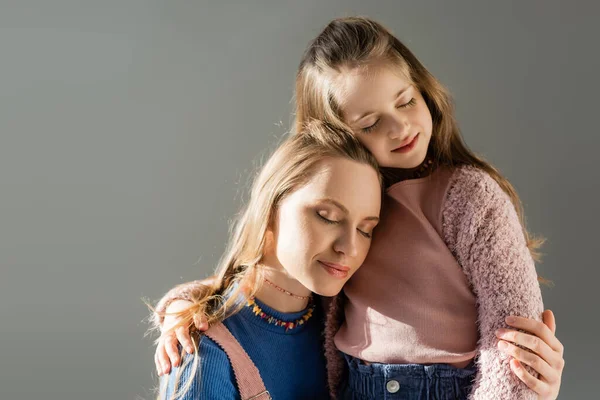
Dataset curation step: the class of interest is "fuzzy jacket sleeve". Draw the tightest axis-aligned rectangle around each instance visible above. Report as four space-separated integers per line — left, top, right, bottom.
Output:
152 280 209 328
442 166 544 400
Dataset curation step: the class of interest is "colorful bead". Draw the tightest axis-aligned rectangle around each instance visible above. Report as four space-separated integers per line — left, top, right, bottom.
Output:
246 297 315 331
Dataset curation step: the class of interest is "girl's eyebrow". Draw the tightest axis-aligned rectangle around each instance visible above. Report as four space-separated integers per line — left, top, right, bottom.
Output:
393 86 410 100
317 198 380 222
350 86 411 124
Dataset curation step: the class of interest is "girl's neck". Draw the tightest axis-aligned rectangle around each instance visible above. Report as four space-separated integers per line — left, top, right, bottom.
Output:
254 266 312 313
382 155 436 186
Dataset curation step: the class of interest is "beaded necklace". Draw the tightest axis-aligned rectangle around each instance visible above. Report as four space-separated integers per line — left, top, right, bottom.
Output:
264 278 312 300
246 297 315 331
412 158 434 178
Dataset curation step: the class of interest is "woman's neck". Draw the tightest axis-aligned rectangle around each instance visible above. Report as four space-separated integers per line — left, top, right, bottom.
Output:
254 266 312 313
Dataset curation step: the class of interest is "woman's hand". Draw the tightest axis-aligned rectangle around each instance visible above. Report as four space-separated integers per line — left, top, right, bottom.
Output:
496 309 564 400
155 299 209 376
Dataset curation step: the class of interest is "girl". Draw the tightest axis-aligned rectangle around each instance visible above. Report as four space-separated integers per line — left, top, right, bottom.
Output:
158 122 383 399
154 17 564 399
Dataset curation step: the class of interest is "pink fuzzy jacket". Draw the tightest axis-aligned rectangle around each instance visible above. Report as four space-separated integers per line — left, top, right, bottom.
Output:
443 166 543 399
153 166 544 399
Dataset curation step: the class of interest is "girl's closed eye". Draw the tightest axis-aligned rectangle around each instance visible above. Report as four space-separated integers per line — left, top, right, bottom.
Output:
361 99 417 134
397 98 416 109
361 120 380 134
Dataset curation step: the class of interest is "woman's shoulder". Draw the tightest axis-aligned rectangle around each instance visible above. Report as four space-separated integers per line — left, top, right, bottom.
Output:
162 334 239 399
198 332 231 360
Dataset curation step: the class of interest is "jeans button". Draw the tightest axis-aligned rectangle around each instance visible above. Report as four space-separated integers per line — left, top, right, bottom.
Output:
386 379 400 393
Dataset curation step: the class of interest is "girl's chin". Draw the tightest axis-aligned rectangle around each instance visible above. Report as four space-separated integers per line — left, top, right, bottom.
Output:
385 155 428 170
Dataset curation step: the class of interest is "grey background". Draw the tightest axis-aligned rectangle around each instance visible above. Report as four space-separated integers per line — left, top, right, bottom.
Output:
1 1 597 399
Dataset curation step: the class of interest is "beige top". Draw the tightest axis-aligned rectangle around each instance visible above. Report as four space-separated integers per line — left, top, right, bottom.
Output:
334 167 479 365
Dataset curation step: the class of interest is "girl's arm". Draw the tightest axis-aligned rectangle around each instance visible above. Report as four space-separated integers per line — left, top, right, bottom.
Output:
153 278 215 376
497 310 564 399
443 166 545 400
153 278 216 327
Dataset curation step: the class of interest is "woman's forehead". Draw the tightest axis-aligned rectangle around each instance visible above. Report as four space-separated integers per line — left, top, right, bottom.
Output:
292 158 379 202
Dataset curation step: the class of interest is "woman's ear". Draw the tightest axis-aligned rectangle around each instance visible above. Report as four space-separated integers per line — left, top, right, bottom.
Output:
263 227 276 254
263 212 278 256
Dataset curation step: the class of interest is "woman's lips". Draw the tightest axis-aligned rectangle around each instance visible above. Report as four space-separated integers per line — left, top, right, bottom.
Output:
318 261 350 279
392 133 419 153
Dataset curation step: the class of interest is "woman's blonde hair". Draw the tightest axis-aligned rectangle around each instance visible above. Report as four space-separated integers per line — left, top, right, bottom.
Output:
295 16 544 261
156 121 381 399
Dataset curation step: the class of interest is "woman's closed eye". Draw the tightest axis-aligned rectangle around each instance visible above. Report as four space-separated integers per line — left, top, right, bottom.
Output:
316 211 339 224
317 212 372 239
357 229 372 239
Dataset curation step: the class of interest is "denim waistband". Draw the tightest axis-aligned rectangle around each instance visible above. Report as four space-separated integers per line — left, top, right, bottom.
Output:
342 354 477 400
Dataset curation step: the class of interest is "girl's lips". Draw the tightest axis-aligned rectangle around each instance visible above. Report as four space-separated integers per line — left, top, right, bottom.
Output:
392 133 419 153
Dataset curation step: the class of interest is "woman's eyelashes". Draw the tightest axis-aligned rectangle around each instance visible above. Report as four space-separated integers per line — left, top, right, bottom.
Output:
360 98 416 134
316 211 372 239
358 229 372 239
317 211 337 224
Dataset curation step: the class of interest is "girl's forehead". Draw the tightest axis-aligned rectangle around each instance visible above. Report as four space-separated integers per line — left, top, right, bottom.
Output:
334 68 413 122
333 62 412 106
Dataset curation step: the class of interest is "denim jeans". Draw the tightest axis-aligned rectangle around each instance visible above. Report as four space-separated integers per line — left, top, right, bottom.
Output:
339 354 477 400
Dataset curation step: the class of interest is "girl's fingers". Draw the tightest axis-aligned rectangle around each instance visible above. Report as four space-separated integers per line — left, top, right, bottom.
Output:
176 325 195 354
542 309 556 334
497 340 559 384
156 339 172 375
496 328 558 367
193 313 209 331
509 359 553 398
505 315 563 354
154 351 162 376
164 333 181 367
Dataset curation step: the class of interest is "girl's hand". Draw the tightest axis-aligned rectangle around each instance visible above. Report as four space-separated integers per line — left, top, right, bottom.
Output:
496 309 564 400
155 300 209 376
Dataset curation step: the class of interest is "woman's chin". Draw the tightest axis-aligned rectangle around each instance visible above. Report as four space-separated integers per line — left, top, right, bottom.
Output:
307 283 344 298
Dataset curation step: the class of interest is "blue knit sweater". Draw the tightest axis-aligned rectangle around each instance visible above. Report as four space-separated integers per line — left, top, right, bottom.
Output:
162 297 329 399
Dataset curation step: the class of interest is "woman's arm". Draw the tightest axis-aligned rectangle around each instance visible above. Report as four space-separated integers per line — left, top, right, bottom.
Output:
443 166 544 400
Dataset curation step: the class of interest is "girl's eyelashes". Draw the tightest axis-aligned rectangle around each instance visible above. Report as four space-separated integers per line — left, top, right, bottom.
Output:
361 119 380 134
360 98 416 134
317 211 373 239
397 98 416 109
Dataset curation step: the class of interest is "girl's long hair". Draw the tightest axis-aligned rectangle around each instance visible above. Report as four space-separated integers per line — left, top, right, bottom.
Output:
295 16 544 261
